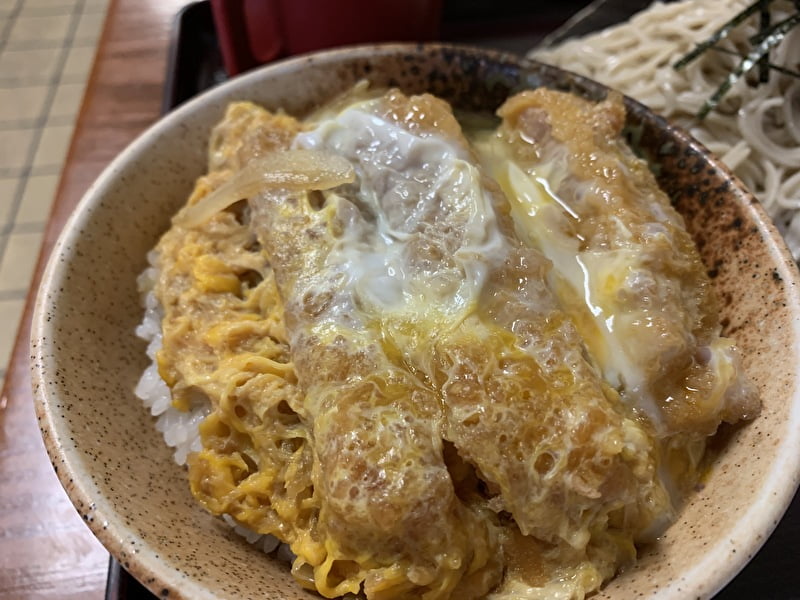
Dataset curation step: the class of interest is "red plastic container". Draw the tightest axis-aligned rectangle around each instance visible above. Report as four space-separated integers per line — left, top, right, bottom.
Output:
211 0 443 75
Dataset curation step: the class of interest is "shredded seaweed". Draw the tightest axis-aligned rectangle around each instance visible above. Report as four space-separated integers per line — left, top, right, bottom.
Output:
673 0 800 119
673 0 774 69
708 46 800 79
698 13 800 119
758 4 771 82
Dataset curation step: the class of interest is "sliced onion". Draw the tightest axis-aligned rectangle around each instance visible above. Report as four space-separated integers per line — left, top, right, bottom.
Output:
176 149 355 228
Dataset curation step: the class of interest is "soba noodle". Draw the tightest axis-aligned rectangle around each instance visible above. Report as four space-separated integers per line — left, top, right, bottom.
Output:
532 0 800 257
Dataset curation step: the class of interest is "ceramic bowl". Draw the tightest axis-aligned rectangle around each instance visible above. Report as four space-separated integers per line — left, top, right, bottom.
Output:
31 44 800 600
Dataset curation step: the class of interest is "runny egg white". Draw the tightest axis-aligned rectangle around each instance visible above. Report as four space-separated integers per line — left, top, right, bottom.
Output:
294 100 506 319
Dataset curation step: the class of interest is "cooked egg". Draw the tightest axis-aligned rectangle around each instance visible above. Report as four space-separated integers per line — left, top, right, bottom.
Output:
145 85 759 600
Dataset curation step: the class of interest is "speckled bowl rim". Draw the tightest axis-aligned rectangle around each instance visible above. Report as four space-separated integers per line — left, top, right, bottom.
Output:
31 43 800 599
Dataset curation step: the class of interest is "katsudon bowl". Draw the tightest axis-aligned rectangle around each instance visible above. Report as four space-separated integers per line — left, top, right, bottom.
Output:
31 44 800 600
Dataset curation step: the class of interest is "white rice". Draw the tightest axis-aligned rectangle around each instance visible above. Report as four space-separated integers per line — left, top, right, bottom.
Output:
134 260 208 466
133 254 287 558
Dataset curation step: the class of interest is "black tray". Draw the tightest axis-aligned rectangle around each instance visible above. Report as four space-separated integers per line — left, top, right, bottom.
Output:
107 1 800 598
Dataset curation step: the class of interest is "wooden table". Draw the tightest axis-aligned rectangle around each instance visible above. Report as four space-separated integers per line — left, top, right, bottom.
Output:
0 1 190 597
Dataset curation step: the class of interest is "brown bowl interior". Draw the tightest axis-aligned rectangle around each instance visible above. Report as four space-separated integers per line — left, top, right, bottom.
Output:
31 45 800 600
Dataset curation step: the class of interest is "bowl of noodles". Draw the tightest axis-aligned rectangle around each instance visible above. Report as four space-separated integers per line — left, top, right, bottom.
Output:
31 43 800 600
